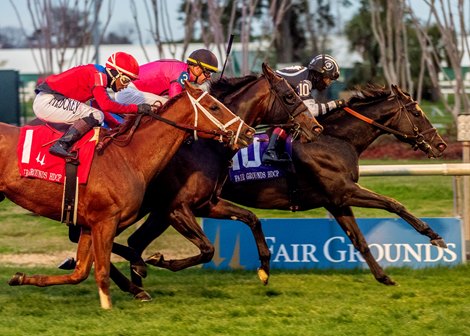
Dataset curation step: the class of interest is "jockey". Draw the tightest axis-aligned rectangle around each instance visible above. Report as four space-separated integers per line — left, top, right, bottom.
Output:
262 54 345 164
115 48 219 107
34 52 155 158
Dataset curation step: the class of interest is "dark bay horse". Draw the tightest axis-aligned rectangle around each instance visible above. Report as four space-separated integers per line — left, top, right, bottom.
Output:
87 63 321 299
1 82 255 309
125 84 448 291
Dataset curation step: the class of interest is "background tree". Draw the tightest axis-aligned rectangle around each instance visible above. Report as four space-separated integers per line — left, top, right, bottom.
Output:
9 0 113 75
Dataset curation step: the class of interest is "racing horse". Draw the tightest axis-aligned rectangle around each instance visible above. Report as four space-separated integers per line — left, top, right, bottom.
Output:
124 83 448 291
83 63 322 299
1 82 256 309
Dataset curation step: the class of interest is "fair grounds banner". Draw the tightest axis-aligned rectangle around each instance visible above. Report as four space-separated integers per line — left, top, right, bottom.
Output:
201 218 464 270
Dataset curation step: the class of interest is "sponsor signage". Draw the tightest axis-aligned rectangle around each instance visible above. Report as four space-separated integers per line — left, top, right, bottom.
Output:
202 217 464 270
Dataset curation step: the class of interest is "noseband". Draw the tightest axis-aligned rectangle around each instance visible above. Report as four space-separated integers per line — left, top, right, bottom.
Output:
343 95 439 155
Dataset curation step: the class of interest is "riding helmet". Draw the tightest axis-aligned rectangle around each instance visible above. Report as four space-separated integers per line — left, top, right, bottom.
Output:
106 52 140 80
187 49 219 73
308 54 340 80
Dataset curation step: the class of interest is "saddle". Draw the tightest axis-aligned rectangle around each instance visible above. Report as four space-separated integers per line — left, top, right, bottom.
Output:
229 131 300 211
18 119 101 225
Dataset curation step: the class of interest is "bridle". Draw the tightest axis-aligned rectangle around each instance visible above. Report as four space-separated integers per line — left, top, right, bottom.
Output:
97 90 248 152
343 94 439 155
265 77 315 140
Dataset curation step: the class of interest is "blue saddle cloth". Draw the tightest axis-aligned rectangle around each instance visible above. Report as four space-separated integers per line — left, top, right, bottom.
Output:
229 133 293 184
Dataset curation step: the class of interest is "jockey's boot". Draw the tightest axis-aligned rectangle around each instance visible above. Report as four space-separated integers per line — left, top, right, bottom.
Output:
262 131 290 165
49 115 99 158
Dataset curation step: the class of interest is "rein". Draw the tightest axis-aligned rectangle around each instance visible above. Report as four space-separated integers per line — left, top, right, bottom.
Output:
343 95 438 151
97 90 244 153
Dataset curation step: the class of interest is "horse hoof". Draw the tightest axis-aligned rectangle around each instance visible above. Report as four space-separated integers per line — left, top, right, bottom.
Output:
134 290 152 302
431 238 447 248
131 262 148 278
377 275 397 286
8 272 25 286
145 253 163 266
257 268 269 285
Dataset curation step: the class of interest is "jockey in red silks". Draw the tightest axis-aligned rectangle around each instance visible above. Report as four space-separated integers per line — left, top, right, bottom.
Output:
34 52 155 158
115 49 219 107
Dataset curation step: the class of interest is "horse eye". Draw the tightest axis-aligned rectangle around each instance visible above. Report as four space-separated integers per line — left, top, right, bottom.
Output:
210 104 219 111
284 93 295 103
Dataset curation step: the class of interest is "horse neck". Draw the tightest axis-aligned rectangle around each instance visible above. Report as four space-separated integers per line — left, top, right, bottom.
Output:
227 78 270 127
118 98 196 184
322 104 391 155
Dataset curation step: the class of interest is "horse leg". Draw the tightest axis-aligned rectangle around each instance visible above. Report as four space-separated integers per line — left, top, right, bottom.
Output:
8 227 94 287
326 205 396 286
145 204 215 271
126 211 171 286
207 198 271 285
90 221 118 309
0 192 4 202
109 262 152 301
343 185 447 247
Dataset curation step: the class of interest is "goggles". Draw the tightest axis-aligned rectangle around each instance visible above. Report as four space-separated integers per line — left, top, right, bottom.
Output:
119 74 132 85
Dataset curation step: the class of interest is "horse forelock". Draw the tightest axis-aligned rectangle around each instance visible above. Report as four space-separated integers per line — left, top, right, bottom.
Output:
348 83 391 108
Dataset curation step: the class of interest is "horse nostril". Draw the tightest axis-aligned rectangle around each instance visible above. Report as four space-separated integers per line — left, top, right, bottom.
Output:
313 126 323 134
437 143 447 152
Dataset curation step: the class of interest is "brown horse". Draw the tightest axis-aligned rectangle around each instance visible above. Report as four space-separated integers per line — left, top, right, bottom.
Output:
64 63 322 299
123 84 448 292
1 82 256 309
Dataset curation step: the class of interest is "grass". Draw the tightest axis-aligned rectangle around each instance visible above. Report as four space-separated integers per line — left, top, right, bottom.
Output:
0 161 467 336
0 264 468 336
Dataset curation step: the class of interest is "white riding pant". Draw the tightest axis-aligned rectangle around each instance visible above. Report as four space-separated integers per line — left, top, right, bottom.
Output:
115 83 168 106
33 92 104 124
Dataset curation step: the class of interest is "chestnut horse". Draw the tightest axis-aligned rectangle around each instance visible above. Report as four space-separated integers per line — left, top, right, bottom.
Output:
1 82 255 309
83 63 322 299
123 84 448 293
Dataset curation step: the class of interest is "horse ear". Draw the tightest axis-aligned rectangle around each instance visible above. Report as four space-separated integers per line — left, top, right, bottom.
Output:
262 63 276 80
391 84 404 97
184 80 197 94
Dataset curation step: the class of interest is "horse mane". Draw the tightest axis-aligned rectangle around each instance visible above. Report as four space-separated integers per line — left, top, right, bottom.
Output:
97 92 187 153
347 83 391 108
209 75 260 98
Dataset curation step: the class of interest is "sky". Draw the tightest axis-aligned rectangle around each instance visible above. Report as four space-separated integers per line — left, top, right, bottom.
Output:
1 0 468 44
1 0 186 42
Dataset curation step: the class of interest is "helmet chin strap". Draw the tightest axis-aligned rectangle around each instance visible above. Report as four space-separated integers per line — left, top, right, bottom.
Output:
106 68 121 92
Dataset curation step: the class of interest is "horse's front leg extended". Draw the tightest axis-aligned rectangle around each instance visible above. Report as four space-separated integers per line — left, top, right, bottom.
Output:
344 185 447 248
9 227 94 287
207 198 271 285
145 204 214 271
326 206 396 286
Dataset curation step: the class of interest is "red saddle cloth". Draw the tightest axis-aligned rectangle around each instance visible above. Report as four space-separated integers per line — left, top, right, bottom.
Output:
17 125 100 184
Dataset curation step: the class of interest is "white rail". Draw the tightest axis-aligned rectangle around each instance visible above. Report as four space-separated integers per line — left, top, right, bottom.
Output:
359 163 470 176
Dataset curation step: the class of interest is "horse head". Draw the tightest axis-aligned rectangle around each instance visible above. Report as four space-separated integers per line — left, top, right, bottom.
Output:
180 82 255 150
340 84 447 158
389 84 447 158
262 63 323 143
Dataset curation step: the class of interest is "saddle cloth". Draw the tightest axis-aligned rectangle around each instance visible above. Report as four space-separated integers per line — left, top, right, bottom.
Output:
17 124 99 184
229 133 292 184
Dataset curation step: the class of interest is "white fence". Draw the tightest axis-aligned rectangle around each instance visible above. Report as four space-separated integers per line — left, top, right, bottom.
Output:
359 163 470 244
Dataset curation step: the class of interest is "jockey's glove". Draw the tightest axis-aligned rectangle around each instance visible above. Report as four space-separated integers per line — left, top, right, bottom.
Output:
335 99 346 108
137 103 153 115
